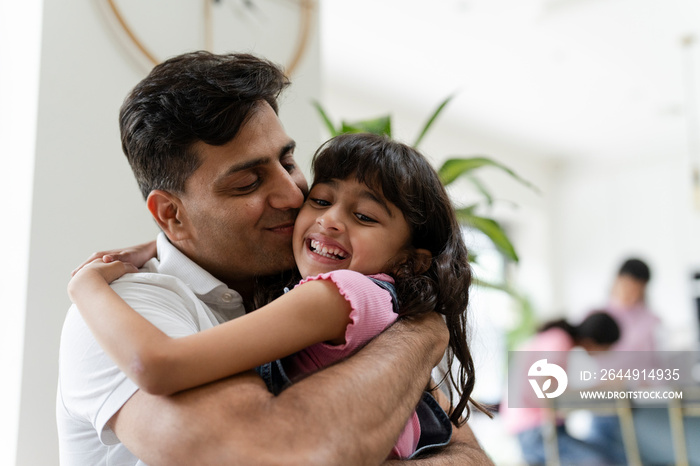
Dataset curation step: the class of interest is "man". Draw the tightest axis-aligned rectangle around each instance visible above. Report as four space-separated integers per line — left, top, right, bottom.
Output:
585 258 661 465
606 258 660 351
57 51 491 465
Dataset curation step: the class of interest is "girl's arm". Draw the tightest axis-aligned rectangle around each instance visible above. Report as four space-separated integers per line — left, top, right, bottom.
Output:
68 261 352 396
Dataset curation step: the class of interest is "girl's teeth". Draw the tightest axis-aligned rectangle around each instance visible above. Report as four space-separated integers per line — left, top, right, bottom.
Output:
310 239 346 259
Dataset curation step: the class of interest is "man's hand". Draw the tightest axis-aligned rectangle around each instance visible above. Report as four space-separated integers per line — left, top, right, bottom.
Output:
72 240 157 276
396 311 450 368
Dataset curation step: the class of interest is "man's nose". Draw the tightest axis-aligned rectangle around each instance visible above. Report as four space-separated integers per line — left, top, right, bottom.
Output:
269 168 306 210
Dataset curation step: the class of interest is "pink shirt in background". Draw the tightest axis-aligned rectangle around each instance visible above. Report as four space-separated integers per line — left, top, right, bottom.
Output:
605 303 660 352
501 327 575 434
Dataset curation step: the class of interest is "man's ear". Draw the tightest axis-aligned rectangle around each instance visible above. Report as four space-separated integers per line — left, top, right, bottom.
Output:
413 248 432 274
146 190 191 241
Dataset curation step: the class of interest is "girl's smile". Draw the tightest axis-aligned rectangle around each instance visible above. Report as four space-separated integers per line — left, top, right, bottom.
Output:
306 236 349 261
293 178 412 279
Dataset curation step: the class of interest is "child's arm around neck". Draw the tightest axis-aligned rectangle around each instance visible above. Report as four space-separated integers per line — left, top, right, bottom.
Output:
68 261 351 395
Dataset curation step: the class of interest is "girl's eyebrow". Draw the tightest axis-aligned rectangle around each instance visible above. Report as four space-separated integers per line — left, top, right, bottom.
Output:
359 189 393 217
317 179 393 217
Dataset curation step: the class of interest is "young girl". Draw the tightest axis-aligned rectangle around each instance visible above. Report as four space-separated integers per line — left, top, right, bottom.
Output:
69 133 487 459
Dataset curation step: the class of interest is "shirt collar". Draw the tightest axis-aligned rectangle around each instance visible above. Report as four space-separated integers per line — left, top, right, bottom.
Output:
154 232 243 305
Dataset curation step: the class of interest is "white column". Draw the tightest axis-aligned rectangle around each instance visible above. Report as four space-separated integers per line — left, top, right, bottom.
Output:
0 0 43 465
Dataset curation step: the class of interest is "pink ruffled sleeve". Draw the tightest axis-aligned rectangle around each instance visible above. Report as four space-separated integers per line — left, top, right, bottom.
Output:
292 270 398 371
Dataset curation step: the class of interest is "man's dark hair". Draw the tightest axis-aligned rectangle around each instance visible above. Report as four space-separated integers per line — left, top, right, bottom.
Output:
618 258 651 283
119 51 290 199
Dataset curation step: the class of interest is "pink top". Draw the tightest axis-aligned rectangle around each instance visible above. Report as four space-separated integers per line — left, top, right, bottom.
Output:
605 303 659 352
501 328 574 434
286 269 421 459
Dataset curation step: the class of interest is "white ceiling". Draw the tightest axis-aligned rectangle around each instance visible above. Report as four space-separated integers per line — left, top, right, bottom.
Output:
321 0 700 163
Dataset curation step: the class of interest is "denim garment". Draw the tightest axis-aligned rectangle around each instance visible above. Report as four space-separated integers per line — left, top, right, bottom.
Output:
517 424 619 466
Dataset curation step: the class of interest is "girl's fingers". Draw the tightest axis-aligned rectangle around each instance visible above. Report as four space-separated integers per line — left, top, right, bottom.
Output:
72 241 156 276
123 262 139 274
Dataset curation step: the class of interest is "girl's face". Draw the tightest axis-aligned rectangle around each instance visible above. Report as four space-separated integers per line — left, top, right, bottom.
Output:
293 178 412 278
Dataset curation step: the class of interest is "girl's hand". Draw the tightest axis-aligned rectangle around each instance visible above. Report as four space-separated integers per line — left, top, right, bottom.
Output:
71 241 157 276
68 259 139 301
81 259 140 283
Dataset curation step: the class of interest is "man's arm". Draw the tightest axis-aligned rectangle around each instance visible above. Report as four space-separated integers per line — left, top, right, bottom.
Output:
382 388 493 465
110 313 448 466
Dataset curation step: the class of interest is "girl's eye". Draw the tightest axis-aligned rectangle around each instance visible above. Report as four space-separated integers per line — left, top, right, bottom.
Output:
311 198 331 207
355 213 377 223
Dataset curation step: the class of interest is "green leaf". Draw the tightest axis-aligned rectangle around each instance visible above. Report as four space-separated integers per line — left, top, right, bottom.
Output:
471 277 537 349
472 276 514 294
413 95 453 148
340 115 392 137
465 174 494 206
457 203 478 215
438 157 538 194
456 209 519 262
313 101 340 137
504 294 538 351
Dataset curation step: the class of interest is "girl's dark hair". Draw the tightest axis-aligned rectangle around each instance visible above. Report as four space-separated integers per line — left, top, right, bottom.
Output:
541 311 620 345
309 133 488 425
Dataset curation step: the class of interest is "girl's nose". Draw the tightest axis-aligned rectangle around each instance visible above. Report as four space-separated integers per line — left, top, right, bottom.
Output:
317 209 344 232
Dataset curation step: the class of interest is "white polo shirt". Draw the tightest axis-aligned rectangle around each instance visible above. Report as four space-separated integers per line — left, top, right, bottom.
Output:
56 233 246 466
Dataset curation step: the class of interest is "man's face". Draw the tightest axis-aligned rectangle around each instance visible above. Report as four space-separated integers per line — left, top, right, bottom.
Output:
611 274 646 309
175 102 308 290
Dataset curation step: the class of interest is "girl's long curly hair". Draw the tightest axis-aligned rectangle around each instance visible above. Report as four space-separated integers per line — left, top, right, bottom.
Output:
306 133 490 425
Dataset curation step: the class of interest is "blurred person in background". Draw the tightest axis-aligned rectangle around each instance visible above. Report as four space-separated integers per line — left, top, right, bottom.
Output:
501 312 621 465
605 258 660 351
585 258 662 464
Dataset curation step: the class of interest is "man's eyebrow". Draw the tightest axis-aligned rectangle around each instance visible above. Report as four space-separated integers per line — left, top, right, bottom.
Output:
220 157 269 179
280 140 296 158
218 140 296 179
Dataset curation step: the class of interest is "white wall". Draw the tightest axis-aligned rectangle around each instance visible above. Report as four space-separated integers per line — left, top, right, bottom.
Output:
0 1 43 465
551 153 700 349
10 1 320 464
